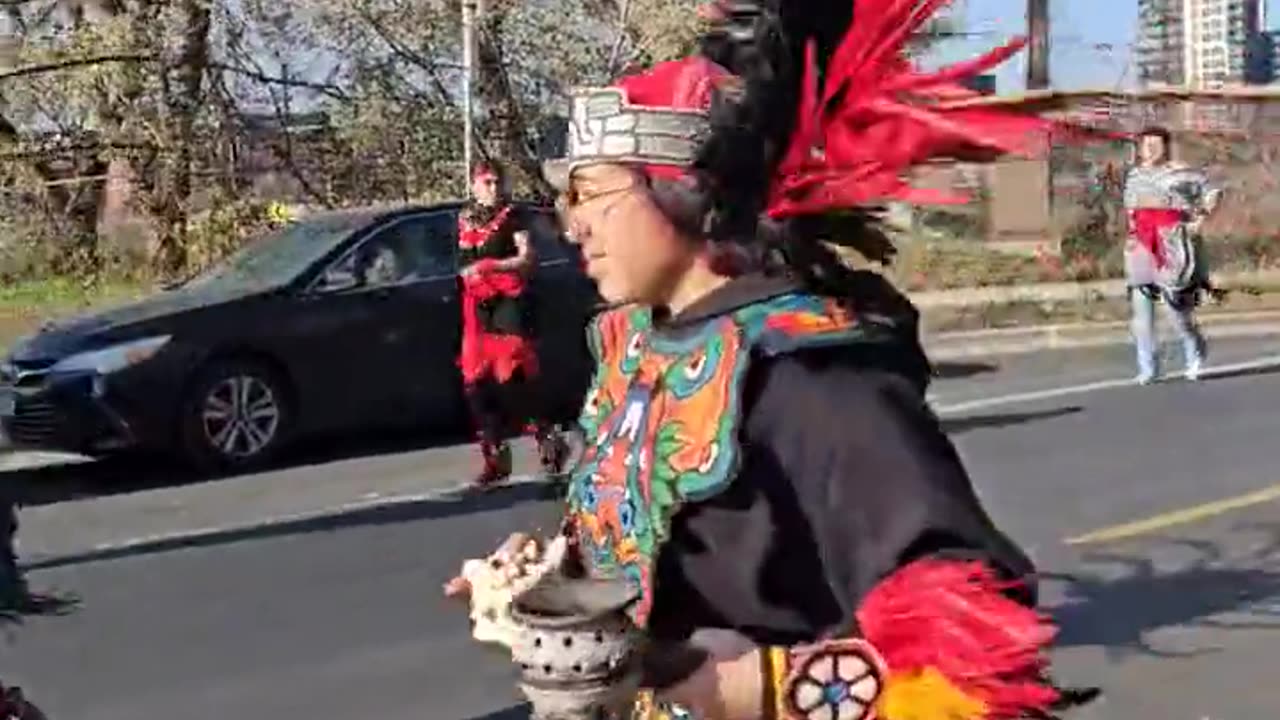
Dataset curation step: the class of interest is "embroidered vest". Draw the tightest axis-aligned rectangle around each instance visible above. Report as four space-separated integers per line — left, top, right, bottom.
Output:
565 292 878 625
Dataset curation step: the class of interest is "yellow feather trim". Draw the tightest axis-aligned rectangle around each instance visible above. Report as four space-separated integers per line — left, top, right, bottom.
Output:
875 667 988 720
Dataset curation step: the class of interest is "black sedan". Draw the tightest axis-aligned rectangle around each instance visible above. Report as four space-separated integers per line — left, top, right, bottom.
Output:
0 202 600 470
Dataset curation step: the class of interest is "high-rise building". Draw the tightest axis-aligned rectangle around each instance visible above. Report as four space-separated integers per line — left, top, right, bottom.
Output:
1137 0 1187 85
1136 0 1267 87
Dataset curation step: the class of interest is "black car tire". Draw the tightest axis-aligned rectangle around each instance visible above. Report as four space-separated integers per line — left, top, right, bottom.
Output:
178 357 292 473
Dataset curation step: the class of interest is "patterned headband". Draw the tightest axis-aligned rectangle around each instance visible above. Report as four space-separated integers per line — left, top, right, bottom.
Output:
542 57 730 190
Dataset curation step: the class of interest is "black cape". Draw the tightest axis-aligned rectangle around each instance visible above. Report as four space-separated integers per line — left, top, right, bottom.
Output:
640 274 1036 649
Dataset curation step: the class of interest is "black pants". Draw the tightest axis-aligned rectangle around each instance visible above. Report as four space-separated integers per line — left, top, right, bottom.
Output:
465 368 549 446
0 499 23 603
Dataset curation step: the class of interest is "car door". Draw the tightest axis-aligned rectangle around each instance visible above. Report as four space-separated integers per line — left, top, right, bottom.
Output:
388 210 467 427
288 212 460 433
523 207 600 423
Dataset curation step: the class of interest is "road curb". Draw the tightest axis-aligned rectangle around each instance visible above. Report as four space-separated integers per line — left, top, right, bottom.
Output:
925 311 1280 360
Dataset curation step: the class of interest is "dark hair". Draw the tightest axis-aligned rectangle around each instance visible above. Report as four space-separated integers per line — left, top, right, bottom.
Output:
472 160 507 182
1137 126 1173 147
692 3 904 287
686 2 931 384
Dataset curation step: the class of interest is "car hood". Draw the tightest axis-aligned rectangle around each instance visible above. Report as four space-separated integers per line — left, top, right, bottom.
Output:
9 284 261 363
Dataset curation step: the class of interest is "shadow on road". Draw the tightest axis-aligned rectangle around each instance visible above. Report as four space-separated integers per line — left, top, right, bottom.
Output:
465 704 530 720
1 500 81 621
0 424 475 510
1205 363 1280 384
942 405 1083 435
0 592 81 628
1045 524 1280 660
21 479 563 572
932 360 999 380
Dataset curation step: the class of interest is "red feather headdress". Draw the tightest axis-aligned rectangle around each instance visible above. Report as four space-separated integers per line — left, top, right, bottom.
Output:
544 0 1070 217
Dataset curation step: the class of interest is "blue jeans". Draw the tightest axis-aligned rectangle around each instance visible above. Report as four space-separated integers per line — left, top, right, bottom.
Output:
1129 287 1206 377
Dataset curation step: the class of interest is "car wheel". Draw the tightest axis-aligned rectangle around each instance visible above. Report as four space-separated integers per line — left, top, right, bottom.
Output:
179 358 291 472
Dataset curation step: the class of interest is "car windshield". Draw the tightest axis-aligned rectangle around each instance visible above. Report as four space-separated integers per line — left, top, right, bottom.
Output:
183 213 374 292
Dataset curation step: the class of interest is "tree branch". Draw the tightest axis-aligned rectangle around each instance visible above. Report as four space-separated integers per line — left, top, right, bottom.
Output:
357 8 458 110
0 53 158 82
606 0 632 78
209 61 350 102
0 52 348 101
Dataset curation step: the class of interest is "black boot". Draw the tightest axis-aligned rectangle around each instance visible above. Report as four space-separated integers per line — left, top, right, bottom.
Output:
535 424 570 479
0 501 27 611
473 439 512 490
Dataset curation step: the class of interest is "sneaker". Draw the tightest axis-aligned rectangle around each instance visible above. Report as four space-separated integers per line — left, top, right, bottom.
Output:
1134 372 1158 386
1185 360 1203 382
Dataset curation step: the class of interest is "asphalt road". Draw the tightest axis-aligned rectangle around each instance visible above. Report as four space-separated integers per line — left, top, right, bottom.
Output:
7 337 1280 719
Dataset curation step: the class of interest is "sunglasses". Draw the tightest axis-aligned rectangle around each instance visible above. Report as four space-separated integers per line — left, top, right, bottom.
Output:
558 172 649 213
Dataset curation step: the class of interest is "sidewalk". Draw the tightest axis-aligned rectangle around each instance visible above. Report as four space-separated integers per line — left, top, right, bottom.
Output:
926 309 1280 359
910 268 1280 310
916 267 1280 358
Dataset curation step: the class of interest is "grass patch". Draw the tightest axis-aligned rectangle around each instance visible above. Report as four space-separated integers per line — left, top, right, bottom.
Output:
0 277 147 310
0 278 150 352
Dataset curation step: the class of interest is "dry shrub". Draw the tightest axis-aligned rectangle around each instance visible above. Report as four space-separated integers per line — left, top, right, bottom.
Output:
181 199 289 276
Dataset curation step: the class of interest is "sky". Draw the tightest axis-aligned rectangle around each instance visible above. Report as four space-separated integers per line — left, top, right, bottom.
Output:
927 0 1280 92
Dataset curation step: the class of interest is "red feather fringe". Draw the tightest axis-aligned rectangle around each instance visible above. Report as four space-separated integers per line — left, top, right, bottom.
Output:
458 260 538 385
857 559 1061 719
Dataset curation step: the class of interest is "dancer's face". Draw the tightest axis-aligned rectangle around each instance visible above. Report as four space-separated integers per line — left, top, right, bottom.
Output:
561 163 699 306
1138 133 1168 166
472 172 501 206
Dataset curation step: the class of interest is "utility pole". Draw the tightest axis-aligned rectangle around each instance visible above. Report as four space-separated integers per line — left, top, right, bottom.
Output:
1026 0 1050 89
462 0 479 197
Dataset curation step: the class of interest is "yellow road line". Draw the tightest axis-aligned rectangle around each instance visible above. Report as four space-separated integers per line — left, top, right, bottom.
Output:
1064 483 1280 546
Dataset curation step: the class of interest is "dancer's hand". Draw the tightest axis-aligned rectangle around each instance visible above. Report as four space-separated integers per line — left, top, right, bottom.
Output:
444 534 567 648
655 642 765 720
443 532 543 598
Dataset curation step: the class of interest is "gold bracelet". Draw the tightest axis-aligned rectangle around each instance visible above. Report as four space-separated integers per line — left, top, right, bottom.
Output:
762 646 790 720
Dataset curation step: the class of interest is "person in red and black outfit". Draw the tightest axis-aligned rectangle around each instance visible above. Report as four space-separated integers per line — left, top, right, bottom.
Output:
457 161 568 488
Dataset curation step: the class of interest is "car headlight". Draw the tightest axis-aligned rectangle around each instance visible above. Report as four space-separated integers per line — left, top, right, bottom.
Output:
51 336 172 375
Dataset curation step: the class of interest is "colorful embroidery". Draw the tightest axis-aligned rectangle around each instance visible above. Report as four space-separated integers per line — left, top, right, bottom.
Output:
566 293 868 625
781 639 884 720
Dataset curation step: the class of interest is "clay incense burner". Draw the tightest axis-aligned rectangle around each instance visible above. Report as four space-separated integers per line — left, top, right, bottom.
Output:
508 571 643 720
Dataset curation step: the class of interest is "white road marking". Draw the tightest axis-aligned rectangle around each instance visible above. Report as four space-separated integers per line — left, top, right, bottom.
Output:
933 352 1280 415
